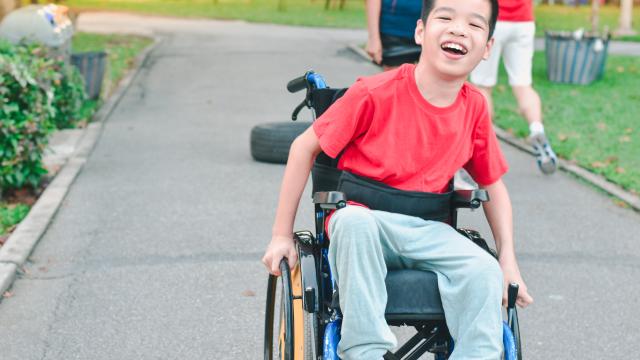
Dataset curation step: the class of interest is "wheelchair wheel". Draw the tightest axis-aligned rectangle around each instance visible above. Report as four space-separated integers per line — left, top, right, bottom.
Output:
265 261 294 360
265 260 315 360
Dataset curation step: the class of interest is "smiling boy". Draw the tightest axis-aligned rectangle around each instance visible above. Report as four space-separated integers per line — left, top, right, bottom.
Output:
262 0 533 359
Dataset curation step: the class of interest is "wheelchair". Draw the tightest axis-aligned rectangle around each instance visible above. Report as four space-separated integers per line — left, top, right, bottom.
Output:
264 71 523 360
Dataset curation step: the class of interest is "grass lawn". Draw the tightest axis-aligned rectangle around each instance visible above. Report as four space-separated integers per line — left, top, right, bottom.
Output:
57 1 639 41
492 52 640 195
0 33 152 237
535 4 640 42
72 32 153 118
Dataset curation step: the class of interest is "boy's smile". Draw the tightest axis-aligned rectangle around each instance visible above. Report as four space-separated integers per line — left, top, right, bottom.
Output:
415 0 493 79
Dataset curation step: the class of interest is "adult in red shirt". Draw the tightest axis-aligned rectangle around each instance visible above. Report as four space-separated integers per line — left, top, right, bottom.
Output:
470 0 559 175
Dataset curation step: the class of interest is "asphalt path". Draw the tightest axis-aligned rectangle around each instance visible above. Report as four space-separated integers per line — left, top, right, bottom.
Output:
0 14 638 359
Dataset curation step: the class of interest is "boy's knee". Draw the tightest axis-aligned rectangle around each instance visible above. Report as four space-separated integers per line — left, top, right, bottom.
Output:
330 206 376 234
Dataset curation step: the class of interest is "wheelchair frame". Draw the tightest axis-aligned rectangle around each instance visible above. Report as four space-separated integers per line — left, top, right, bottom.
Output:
264 71 522 360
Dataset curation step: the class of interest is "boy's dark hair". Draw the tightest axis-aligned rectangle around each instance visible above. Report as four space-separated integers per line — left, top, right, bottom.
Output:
420 0 499 39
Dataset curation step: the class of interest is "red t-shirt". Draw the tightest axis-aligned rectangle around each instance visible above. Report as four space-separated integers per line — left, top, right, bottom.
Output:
313 64 508 194
498 0 534 22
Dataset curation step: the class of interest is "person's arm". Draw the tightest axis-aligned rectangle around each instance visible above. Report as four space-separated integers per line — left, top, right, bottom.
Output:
262 127 323 276
481 179 534 308
365 0 383 64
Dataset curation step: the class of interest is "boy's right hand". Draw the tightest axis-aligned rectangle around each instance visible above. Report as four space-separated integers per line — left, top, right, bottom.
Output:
262 235 298 276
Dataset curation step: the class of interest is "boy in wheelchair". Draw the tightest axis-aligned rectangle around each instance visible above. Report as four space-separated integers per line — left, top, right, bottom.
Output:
262 0 533 358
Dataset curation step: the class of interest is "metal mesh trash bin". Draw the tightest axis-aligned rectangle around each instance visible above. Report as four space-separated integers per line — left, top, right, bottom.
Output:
71 51 107 100
545 31 610 85
0 4 73 59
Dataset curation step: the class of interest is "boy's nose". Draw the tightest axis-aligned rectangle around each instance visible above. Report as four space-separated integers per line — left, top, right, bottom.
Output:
448 23 468 37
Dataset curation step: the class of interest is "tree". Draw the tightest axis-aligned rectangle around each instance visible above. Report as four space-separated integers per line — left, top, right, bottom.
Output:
616 0 636 36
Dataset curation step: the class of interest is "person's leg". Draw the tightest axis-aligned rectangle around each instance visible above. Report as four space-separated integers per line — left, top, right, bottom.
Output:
475 86 494 119
328 206 397 360
502 22 557 174
470 21 506 116
370 211 504 360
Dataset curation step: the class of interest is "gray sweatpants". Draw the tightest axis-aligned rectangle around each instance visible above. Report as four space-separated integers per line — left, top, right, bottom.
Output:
328 206 503 360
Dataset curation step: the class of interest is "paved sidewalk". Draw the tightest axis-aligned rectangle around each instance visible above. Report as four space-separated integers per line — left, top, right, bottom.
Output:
0 13 638 360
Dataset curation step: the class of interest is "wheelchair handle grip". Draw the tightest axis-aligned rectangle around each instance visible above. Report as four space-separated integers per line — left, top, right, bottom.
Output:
507 283 519 309
287 74 307 93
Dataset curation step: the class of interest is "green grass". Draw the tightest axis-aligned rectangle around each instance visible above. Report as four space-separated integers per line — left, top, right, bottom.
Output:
492 52 640 194
0 203 30 236
62 0 366 28
72 32 153 94
71 32 153 118
535 4 640 42
58 1 640 41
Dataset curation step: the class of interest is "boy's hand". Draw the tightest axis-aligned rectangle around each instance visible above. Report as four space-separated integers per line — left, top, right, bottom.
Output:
366 37 383 65
262 235 298 276
500 259 534 308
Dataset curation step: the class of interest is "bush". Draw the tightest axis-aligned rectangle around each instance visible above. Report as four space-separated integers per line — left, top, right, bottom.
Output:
0 42 56 190
49 55 87 129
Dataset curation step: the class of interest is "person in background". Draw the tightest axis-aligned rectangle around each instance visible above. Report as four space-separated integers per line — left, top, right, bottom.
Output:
365 0 422 70
470 0 558 174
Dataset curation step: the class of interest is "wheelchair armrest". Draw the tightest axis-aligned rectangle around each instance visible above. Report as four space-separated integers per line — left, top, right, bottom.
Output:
452 189 489 209
312 191 347 210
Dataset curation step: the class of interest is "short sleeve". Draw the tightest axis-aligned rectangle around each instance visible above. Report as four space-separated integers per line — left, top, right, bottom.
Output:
463 100 509 186
312 80 375 158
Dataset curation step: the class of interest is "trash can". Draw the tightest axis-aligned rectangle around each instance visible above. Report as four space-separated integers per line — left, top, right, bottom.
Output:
71 51 107 100
545 31 610 85
0 4 73 59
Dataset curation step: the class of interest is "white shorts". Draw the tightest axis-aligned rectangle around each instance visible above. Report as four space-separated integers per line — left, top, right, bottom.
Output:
470 21 536 87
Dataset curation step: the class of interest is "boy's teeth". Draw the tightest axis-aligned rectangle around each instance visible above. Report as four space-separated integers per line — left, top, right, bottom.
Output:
442 42 466 54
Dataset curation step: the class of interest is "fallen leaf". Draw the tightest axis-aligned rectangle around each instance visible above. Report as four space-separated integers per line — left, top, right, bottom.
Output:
497 85 507 93
613 199 629 208
619 135 631 143
241 290 256 297
615 167 626 174
2 291 13 298
558 133 568 142
596 122 607 131
606 156 619 163
616 66 625 73
591 161 606 169
625 128 633 134
38 266 48 273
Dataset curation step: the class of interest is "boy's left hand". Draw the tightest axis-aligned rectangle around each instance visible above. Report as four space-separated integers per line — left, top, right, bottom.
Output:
499 259 534 308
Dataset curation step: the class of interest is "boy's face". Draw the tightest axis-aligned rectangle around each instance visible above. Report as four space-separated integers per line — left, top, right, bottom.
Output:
414 0 494 79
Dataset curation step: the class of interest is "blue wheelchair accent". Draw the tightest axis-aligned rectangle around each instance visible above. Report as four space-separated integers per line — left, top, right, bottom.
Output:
503 321 517 360
323 320 341 360
307 72 327 90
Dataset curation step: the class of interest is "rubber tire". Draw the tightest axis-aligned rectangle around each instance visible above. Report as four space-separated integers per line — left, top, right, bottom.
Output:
303 311 318 360
264 261 294 360
251 122 311 164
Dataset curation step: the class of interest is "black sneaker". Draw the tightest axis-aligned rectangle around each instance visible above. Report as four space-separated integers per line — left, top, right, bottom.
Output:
528 132 557 175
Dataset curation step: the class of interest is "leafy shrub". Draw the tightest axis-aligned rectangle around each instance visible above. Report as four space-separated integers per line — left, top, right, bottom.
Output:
49 56 87 129
0 42 56 190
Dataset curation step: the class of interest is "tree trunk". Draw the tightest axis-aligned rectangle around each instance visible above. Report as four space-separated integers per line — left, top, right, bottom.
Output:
0 0 19 20
591 0 600 34
616 0 636 36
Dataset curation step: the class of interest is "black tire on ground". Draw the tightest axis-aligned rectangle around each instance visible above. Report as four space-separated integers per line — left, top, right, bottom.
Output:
251 122 312 164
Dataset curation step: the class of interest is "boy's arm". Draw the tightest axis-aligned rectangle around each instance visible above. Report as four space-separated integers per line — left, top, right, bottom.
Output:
365 0 383 64
481 179 534 308
262 126 323 276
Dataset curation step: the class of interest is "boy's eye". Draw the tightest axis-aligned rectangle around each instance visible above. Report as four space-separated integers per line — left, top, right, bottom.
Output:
470 23 483 29
436 16 451 21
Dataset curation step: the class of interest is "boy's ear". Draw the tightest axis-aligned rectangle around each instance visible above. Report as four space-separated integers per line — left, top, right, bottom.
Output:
414 19 424 46
482 37 495 60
